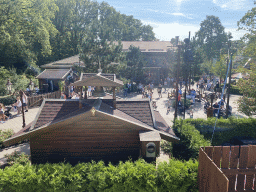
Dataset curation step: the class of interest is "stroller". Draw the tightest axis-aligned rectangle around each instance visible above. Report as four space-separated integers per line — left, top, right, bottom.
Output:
4 106 13 119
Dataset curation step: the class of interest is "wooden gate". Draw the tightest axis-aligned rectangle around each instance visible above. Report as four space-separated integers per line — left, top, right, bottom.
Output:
199 145 256 192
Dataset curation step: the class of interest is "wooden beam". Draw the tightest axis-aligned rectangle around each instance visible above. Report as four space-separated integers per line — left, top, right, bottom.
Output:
113 87 116 109
221 168 256 175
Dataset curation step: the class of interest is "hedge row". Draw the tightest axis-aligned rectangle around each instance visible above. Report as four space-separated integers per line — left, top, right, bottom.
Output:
0 129 14 148
0 95 16 106
176 118 256 146
172 122 211 160
0 159 199 192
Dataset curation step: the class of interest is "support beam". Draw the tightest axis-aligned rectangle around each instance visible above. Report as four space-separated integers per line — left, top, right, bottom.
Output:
113 87 116 109
19 90 26 128
79 86 82 109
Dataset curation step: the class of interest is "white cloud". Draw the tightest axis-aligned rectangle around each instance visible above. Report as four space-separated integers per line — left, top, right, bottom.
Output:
225 28 248 40
141 21 200 41
213 0 251 10
141 20 248 41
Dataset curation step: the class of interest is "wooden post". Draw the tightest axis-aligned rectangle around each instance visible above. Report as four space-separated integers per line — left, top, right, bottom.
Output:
113 87 116 109
19 90 26 128
79 86 82 109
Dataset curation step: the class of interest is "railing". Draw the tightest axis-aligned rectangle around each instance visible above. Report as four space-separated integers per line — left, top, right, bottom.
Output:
199 145 256 192
27 90 61 108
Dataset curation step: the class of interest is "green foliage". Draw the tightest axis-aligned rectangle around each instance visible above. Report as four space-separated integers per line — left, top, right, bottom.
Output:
4 151 30 166
161 140 172 155
172 121 211 160
0 159 199 191
0 95 16 106
0 129 14 148
212 54 227 84
195 15 228 62
177 117 256 146
157 159 199 192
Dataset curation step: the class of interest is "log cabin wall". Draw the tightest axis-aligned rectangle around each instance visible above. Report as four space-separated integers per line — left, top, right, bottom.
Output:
30 118 141 164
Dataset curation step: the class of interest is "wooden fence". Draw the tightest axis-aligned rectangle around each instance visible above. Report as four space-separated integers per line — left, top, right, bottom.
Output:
199 145 256 192
27 90 61 108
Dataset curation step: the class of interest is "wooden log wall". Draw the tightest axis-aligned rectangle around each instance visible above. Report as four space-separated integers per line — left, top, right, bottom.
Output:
199 145 256 192
30 122 141 164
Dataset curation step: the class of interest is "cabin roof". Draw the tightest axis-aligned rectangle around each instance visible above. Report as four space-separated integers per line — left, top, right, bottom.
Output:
4 99 179 146
36 69 71 80
70 72 123 87
40 55 85 69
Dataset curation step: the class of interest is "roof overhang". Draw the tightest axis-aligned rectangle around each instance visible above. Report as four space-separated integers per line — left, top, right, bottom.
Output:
70 73 123 87
3 104 179 147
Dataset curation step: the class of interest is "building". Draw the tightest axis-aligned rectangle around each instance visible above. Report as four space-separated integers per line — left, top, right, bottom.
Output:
114 41 175 84
36 55 84 93
4 73 179 165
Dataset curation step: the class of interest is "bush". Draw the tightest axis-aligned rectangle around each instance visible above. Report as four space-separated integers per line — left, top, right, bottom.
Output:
0 95 16 106
230 85 242 95
172 121 211 160
0 129 14 148
4 151 30 166
177 118 256 146
157 158 199 192
161 140 172 155
0 159 199 191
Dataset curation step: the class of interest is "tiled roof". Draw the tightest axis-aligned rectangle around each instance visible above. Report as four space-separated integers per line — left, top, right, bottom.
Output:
36 69 71 79
41 55 85 69
71 73 123 87
82 73 115 81
115 100 154 127
153 111 176 137
32 101 90 130
112 41 175 53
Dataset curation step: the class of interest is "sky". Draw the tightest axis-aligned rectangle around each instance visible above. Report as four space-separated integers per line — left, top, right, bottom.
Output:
98 0 254 41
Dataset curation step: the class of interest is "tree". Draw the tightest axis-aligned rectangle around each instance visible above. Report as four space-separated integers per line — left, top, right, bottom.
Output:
212 54 227 86
236 2 256 116
125 45 145 83
195 15 228 62
0 0 58 71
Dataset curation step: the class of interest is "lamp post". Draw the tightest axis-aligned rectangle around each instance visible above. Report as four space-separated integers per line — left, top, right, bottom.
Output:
6 79 12 95
29 79 34 92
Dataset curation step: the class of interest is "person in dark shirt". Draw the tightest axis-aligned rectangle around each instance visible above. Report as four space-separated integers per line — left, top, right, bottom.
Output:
213 102 219 116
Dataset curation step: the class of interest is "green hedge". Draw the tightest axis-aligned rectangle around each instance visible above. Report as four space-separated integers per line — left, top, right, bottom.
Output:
0 95 16 106
0 129 14 148
177 118 256 146
0 159 199 192
172 121 211 160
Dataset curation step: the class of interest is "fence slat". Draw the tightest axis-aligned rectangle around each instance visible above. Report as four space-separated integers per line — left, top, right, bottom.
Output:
221 146 230 169
205 146 213 159
228 146 239 191
245 145 256 190
213 146 222 168
236 146 248 190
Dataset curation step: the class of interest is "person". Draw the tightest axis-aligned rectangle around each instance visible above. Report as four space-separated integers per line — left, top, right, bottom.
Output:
0 103 6 123
87 86 92 97
164 79 167 92
187 89 196 104
35 86 39 94
123 85 128 97
60 92 66 99
213 102 219 116
157 84 162 98
13 96 22 116
22 92 28 112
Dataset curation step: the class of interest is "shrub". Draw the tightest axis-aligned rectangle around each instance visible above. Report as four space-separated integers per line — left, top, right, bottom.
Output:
177 118 256 146
161 140 172 155
172 121 211 160
4 151 30 166
157 158 199 192
0 95 16 106
0 129 14 148
0 159 199 192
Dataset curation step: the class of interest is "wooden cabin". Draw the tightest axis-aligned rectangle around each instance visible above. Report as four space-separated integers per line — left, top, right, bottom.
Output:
4 72 179 165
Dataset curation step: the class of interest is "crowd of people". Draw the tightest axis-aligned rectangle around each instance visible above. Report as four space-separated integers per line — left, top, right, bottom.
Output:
0 91 29 123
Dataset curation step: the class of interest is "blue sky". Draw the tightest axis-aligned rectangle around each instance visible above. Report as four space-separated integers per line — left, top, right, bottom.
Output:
98 0 254 41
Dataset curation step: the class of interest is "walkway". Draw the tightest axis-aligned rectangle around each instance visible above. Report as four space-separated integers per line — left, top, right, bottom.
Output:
0 107 40 133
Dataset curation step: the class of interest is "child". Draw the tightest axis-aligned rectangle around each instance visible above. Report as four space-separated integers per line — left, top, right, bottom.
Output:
0 103 6 122
13 96 22 116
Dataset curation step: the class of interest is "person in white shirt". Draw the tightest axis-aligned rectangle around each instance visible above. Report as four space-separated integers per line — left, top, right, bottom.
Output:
22 92 28 112
13 96 22 115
